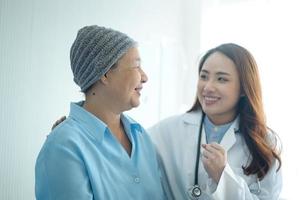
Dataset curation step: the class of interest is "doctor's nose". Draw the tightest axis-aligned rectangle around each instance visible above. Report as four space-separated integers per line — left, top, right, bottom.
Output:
203 80 216 92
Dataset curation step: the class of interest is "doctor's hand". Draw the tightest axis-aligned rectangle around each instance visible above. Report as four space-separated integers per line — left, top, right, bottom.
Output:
51 116 66 130
202 143 227 184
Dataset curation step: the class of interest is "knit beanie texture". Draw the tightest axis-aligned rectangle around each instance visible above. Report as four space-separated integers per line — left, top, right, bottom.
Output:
70 25 136 92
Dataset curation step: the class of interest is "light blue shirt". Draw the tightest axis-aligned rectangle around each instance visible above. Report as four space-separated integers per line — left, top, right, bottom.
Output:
35 102 165 200
204 116 233 144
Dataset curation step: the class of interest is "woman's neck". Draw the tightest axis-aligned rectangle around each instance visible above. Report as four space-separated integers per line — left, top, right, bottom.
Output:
83 99 121 128
206 113 237 126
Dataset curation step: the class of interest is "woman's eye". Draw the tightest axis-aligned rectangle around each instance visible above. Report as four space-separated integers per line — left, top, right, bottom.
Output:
218 77 228 82
200 74 207 80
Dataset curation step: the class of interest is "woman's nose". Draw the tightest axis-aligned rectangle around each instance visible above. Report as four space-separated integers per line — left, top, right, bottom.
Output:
140 68 148 83
203 80 216 92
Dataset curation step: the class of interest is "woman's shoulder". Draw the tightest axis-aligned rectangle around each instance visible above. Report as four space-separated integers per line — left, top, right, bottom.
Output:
46 117 86 146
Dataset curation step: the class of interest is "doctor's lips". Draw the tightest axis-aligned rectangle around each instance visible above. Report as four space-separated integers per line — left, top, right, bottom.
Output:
202 95 220 105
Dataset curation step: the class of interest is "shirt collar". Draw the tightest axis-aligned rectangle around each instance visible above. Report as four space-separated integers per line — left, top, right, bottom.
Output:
68 101 142 142
200 116 240 154
121 114 143 135
183 110 240 132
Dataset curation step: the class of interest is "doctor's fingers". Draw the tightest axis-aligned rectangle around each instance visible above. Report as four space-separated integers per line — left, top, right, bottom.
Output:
51 116 67 130
202 144 223 155
202 149 222 160
202 153 222 170
208 142 225 152
202 149 212 159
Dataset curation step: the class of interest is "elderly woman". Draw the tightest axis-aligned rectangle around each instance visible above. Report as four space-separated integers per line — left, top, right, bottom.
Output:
35 25 165 200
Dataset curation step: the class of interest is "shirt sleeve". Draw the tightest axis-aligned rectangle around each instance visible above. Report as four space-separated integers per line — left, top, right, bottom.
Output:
35 141 93 200
210 161 282 200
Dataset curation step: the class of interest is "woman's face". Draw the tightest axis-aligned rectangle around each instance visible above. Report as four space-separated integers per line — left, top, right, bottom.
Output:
197 52 241 124
105 47 148 112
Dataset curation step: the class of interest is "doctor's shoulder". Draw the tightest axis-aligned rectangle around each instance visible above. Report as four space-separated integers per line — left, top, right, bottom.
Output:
237 126 282 157
147 113 188 135
265 128 282 171
265 128 282 152
147 113 186 139
236 126 282 175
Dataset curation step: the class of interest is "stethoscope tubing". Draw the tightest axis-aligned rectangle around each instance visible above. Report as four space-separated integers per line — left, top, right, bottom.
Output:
194 112 206 185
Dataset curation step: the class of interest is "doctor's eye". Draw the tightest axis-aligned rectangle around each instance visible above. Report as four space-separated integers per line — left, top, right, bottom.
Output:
217 77 228 83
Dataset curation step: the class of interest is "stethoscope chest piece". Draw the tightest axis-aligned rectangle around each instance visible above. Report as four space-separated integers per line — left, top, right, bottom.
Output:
188 185 202 199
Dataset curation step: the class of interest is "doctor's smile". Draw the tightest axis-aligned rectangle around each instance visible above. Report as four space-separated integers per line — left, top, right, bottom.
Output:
202 95 221 105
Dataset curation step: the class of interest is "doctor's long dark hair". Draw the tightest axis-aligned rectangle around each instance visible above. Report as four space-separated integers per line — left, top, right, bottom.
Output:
188 43 281 180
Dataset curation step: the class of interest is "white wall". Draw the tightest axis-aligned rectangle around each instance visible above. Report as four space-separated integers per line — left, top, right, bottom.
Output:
0 0 201 199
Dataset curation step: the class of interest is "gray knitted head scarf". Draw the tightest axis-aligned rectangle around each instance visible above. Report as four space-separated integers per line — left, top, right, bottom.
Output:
70 25 137 92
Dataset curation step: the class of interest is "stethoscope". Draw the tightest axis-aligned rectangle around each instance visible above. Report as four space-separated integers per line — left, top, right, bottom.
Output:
187 112 261 199
187 112 205 199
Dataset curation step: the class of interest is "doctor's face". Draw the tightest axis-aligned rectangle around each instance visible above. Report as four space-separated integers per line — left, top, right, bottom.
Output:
197 52 241 124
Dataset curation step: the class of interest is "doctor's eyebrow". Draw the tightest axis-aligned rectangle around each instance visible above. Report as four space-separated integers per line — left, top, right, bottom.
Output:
200 69 230 76
216 71 230 76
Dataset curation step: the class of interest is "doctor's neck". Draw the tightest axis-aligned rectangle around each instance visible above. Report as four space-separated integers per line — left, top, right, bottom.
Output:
206 113 237 126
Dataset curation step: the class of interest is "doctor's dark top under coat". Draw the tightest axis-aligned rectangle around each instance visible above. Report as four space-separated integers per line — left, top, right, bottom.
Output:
35 102 165 200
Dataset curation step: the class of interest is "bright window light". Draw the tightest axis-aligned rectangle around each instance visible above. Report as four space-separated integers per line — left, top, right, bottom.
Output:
200 0 301 199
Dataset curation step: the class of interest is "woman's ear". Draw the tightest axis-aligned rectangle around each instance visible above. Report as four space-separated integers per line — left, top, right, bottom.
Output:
99 74 108 84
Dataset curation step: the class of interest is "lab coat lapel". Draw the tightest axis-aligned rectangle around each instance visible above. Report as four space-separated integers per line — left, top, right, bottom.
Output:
220 118 239 152
182 111 207 155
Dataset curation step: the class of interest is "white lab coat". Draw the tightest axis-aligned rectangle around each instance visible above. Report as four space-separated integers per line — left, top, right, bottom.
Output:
148 110 282 200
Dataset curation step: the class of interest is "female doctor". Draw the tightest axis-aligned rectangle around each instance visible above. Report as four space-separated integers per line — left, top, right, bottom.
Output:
148 43 282 199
